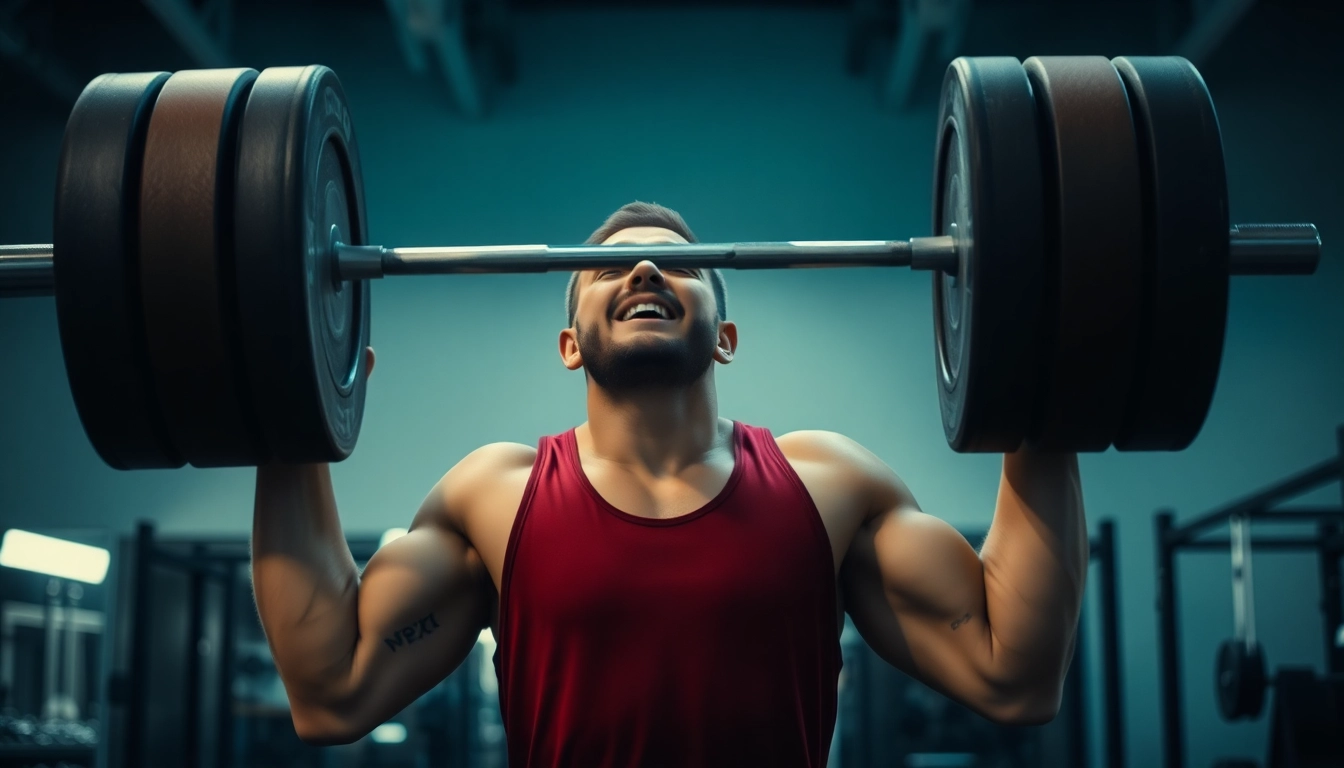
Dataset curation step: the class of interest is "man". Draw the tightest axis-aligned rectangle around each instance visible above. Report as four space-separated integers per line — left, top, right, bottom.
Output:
252 202 1086 767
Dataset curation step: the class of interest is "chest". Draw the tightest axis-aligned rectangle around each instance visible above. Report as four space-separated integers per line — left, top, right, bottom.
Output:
464 441 868 598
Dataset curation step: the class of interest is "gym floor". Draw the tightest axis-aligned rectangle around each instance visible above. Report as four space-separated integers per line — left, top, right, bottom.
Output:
0 1 1341 767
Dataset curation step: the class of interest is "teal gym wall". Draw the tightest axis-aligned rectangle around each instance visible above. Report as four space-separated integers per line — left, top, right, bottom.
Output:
1 4 1341 768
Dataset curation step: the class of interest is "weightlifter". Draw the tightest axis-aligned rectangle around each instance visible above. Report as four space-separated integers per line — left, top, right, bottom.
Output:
251 201 1087 767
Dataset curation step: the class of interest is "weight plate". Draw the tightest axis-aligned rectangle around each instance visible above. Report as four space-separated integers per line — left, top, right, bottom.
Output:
234 66 370 463
932 57 1046 453
1216 638 1267 721
53 72 184 470
138 68 266 468
1111 57 1229 451
1022 57 1145 452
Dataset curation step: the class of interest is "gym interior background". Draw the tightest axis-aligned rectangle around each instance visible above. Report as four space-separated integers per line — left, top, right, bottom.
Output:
0 0 1341 766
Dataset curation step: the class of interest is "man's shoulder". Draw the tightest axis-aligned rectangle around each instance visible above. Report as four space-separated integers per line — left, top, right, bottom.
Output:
428 442 538 533
457 441 539 477
772 428 866 464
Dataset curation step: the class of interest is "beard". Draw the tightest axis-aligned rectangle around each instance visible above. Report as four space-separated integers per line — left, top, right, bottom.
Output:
577 313 720 394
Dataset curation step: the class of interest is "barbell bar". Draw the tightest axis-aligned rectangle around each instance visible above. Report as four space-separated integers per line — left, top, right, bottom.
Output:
0 56 1326 470
0 222 1321 295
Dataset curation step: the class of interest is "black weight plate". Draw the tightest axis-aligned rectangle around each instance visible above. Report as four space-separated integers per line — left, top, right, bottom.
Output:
1022 57 1145 452
53 71 184 470
932 57 1046 453
139 68 267 468
1111 57 1229 451
1216 638 1267 721
234 66 370 463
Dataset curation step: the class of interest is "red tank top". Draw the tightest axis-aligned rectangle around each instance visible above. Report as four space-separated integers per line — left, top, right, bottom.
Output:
495 421 842 767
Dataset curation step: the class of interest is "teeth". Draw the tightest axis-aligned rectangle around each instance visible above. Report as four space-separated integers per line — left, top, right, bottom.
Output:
621 302 670 321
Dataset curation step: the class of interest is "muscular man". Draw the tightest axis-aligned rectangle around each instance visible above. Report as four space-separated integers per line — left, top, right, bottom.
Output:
252 201 1086 767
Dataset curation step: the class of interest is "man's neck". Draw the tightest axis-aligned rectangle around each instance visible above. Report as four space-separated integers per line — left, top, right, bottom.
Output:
580 379 729 477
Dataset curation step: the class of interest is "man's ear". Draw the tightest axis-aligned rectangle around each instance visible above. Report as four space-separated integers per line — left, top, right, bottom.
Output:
715 321 738 364
559 327 584 371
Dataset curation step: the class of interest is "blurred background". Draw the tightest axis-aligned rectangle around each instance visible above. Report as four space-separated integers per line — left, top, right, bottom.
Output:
0 0 1341 766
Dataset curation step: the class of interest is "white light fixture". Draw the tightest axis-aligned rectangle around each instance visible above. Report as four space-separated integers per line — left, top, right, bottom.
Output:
0 530 109 585
370 722 407 744
379 528 408 549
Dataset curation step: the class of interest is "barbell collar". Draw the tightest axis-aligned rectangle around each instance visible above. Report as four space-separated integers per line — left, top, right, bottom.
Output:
0 222 1323 297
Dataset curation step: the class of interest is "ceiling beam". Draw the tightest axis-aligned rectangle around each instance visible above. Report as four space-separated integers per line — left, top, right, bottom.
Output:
1176 0 1257 67
142 0 230 68
881 0 970 110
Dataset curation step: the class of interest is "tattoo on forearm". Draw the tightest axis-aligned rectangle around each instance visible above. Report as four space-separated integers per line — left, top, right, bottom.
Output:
384 612 441 652
950 612 973 631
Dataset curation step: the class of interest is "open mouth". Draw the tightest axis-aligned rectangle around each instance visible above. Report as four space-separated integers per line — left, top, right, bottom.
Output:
615 300 676 322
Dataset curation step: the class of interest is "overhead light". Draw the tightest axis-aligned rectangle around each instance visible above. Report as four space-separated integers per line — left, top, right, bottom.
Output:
370 722 407 744
0 530 110 585
379 528 408 549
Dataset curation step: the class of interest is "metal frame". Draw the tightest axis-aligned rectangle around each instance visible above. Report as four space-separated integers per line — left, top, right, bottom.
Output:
118 521 381 768
113 518 1124 767
1153 425 1344 768
1094 520 1126 768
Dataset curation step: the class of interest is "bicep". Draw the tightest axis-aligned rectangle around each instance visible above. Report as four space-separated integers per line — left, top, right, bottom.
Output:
841 506 1020 721
339 522 490 732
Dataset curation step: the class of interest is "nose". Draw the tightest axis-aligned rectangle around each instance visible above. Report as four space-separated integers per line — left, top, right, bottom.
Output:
625 260 667 290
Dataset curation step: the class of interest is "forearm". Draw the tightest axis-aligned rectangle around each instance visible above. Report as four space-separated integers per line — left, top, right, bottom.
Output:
979 448 1087 701
251 463 362 708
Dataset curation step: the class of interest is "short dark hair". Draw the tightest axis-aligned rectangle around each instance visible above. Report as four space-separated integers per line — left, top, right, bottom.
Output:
565 201 728 327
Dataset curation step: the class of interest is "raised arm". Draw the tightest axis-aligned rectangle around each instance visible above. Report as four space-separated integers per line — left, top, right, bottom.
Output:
823 433 1086 724
251 444 526 744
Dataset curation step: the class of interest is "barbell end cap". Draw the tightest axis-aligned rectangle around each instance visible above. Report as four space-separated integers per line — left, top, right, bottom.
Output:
335 243 386 281
1228 223 1321 276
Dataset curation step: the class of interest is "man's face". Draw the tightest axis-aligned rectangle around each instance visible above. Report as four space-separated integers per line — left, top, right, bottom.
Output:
560 226 734 393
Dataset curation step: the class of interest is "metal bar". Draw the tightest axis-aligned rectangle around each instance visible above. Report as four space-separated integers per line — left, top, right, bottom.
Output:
1252 507 1344 521
1230 513 1255 647
42 580 59 718
1166 458 1339 545
1318 520 1343 676
0 220 1321 295
0 244 57 297
1097 520 1125 768
123 522 155 768
184 545 205 766
141 0 229 67
352 239 927 279
1175 0 1258 68
1171 536 1328 551
217 563 236 768
147 547 232 580
1155 511 1185 768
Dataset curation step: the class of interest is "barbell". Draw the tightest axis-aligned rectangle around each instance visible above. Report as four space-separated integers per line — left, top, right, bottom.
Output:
0 56 1323 470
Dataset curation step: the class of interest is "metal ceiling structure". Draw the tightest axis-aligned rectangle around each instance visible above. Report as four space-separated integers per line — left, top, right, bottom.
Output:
0 0 1281 116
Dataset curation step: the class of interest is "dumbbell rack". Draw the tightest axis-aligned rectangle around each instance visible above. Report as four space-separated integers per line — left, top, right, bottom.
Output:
1153 425 1344 768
